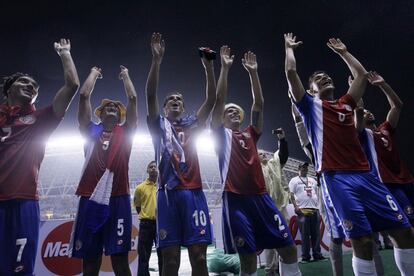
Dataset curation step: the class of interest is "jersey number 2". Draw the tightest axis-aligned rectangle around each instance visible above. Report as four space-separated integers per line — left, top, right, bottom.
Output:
274 214 286 231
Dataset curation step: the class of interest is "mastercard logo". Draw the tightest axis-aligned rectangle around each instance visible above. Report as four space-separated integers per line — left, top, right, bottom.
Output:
41 221 139 275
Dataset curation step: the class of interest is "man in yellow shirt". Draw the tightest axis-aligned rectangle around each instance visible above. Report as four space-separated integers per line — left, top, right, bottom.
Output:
134 161 162 276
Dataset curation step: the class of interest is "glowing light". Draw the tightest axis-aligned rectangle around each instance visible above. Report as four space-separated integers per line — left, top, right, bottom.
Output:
196 130 216 153
133 134 152 145
45 131 216 153
46 135 85 149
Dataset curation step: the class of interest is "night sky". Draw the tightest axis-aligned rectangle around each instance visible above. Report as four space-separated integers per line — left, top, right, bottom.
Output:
1 0 413 170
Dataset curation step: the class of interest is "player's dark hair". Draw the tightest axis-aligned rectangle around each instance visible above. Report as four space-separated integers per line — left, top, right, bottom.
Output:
1 73 35 98
147 161 156 169
308 70 327 89
163 92 184 107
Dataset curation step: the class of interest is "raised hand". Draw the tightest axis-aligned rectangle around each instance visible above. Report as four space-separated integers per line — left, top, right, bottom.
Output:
367 71 385 86
54 38 71 56
242 51 258 73
150 32 165 63
220 45 234 69
327 38 347 54
201 56 213 70
284 33 303 50
91 66 103 79
119 65 129 80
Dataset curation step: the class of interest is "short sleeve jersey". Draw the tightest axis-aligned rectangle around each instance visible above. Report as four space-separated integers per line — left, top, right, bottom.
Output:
361 122 414 184
75 123 134 197
147 115 203 190
0 106 62 200
288 176 319 209
214 125 267 195
295 93 369 172
133 179 157 220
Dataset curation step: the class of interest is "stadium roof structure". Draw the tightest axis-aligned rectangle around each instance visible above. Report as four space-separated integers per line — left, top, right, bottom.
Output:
38 130 314 220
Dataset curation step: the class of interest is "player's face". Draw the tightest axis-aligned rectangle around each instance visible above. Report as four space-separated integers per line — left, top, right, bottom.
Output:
363 109 376 125
223 107 241 129
310 73 335 99
147 162 158 178
100 103 120 123
7 76 39 104
164 94 184 119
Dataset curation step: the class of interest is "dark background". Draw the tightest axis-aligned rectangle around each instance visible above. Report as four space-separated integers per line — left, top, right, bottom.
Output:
1 0 413 170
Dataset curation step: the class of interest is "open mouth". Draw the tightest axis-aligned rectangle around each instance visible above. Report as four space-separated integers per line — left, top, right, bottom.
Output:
320 79 332 87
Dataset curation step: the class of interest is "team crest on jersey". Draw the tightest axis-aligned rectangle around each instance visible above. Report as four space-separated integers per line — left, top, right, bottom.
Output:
14 265 24 273
405 206 413 215
75 240 83 251
397 213 404 221
18 114 36 125
159 229 167 240
283 232 289 238
234 236 245 247
242 132 251 139
342 220 353 231
200 229 206 235
117 239 124 245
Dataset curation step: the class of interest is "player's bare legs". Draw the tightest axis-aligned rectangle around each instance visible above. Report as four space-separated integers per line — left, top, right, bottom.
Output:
111 253 131 276
388 227 414 248
188 243 208 276
350 236 375 260
239 253 257 274
161 245 180 276
277 244 298 264
83 255 102 276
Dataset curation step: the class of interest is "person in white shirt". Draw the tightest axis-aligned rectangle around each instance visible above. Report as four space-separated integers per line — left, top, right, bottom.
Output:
289 162 324 263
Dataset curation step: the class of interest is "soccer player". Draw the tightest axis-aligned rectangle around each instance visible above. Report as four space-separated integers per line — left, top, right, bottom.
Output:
71 65 137 275
355 71 414 226
284 33 414 276
0 38 80 275
292 101 385 276
145 33 216 276
133 161 162 276
211 45 301 276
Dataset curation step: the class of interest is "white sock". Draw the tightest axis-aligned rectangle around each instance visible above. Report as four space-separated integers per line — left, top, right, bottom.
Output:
352 255 377 276
372 242 384 276
239 272 257 276
329 241 343 276
394 248 414 276
279 261 301 276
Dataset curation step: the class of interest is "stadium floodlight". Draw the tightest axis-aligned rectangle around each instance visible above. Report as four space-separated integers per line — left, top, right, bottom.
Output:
133 134 152 145
46 130 216 154
196 129 216 154
46 135 85 149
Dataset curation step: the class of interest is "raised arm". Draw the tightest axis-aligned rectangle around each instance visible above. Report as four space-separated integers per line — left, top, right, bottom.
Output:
284 33 305 103
354 106 365 133
52 38 80 117
196 56 216 126
146 33 165 121
327 38 368 102
211 46 234 129
291 101 315 164
367 71 403 128
119 65 138 128
242 51 264 134
78 67 102 128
